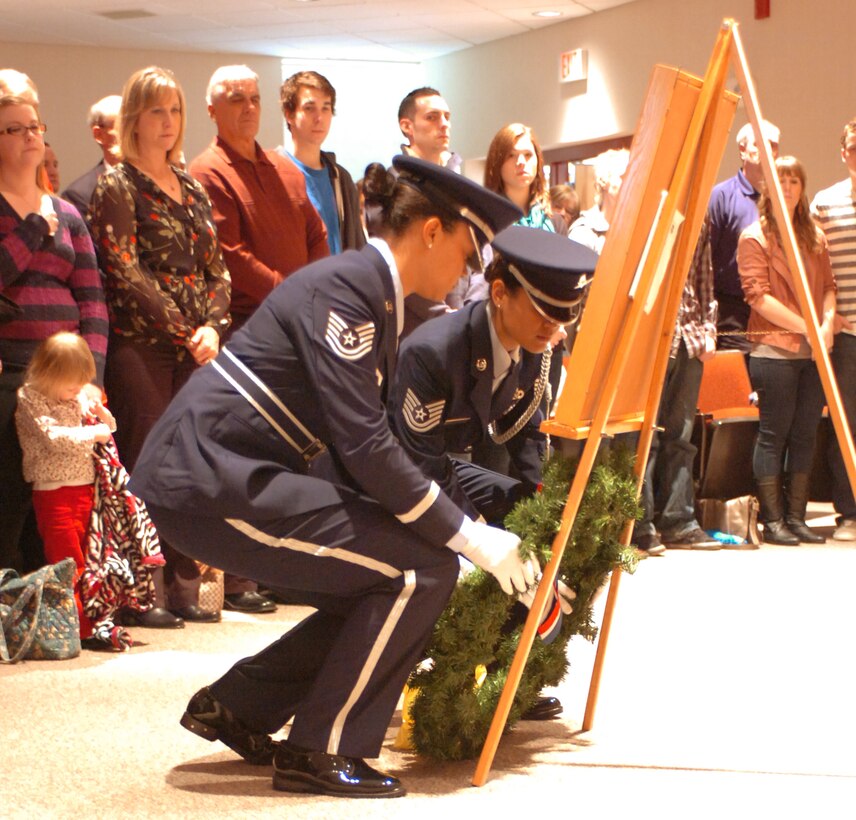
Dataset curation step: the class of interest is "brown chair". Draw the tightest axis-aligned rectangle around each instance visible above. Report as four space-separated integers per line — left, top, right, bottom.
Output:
694 350 759 499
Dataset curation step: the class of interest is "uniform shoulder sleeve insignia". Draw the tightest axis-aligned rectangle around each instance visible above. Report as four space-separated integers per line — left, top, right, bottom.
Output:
325 310 375 361
403 387 445 433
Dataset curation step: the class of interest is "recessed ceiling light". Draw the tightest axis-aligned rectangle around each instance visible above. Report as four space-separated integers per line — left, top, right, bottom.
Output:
98 9 155 20
533 10 563 18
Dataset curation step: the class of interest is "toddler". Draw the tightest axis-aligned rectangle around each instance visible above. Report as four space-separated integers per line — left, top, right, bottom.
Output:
15 332 115 642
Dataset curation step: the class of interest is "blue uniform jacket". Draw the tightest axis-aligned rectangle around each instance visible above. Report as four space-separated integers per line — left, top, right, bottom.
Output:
128 243 468 549
389 300 547 521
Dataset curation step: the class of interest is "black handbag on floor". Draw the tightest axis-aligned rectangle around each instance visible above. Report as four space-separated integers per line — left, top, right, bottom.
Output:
0 558 81 663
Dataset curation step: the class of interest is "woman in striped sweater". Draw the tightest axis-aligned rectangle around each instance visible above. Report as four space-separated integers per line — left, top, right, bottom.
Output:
0 90 108 573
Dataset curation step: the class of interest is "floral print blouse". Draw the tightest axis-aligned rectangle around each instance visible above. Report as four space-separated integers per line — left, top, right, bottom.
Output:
90 162 231 348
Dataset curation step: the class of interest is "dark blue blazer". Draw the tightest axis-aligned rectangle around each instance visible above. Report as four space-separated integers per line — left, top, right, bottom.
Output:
389 300 547 520
128 243 467 548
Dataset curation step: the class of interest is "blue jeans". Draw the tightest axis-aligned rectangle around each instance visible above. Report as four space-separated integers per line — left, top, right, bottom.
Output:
749 356 824 479
829 333 856 519
636 341 703 539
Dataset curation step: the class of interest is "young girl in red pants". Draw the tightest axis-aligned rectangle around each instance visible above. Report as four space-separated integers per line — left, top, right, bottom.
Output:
14 332 115 642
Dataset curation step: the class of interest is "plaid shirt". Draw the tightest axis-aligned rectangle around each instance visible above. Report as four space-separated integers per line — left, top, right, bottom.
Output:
672 215 718 358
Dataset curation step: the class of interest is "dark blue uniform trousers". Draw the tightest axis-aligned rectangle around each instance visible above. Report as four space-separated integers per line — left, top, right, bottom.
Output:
148 499 459 760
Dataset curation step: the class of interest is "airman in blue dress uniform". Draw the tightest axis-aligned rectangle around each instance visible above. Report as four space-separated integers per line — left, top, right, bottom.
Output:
128 156 537 799
390 226 599 525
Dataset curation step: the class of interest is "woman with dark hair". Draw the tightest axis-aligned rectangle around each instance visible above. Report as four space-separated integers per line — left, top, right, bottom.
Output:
127 155 533 798
0 90 108 573
391 226 596 515
484 122 554 231
737 155 842 545
90 66 231 627
390 228 596 716
480 124 565 473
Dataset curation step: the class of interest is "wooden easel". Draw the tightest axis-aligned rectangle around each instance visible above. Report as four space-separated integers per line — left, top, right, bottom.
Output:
473 18 856 787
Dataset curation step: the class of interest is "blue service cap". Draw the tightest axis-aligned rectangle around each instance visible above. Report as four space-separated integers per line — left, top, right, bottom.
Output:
392 154 522 246
490 225 599 324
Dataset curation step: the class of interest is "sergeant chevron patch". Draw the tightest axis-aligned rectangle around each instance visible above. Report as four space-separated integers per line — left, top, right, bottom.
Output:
403 388 445 432
325 311 375 360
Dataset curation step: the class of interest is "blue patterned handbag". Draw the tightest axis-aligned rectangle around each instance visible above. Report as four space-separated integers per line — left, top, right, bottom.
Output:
0 558 81 663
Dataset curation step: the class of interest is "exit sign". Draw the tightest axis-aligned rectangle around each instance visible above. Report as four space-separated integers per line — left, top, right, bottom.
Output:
560 49 587 83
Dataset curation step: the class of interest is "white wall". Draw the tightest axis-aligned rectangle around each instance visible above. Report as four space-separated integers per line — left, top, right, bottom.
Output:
0 42 284 187
280 58 424 181
4 0 854 197
425 0 856 194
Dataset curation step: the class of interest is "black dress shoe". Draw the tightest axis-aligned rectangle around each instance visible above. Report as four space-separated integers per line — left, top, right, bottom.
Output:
180 687 278 765
170 605 221 623
521 695 563 721
273 740 405 798
223 591 277 614
123 606 185 629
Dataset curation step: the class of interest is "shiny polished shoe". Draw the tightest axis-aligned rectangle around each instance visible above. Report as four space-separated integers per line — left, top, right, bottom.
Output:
122 606 185 629
273 740 405 798
180 687 278 765
223 591 277 614
170 605 221 623
521 695 563 721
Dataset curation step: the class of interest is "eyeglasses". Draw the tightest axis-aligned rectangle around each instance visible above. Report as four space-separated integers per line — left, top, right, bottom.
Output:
0 123 47 138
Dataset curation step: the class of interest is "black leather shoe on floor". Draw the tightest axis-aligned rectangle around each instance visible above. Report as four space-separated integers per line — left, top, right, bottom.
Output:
180 687 278 765
122 606 185 629
521 695 563 720
273 741 405 798
170 605 221 623
223 591 277 613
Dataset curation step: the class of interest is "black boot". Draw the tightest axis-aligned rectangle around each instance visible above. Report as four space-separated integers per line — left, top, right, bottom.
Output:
756 476 800 545
785 473 825 543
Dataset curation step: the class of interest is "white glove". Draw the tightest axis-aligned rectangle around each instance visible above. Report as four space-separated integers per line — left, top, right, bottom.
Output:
452 521 538 596
556 579 576 614
518 578 576 643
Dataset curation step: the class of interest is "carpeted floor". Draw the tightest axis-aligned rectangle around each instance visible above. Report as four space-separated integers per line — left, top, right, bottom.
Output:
3 507 856 819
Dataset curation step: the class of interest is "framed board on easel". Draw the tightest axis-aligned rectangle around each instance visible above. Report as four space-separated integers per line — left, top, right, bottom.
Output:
473 17 856 787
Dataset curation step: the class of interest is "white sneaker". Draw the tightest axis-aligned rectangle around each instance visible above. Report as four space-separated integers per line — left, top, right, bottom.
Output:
832 519 856 541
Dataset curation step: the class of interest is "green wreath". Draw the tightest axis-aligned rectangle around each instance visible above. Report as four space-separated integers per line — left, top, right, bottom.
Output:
407 447 641 761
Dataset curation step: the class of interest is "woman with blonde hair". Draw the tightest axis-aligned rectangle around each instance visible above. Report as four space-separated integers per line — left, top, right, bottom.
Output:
738 155 843 545
90 66 231 627
484 122 554 231
0 89 108 574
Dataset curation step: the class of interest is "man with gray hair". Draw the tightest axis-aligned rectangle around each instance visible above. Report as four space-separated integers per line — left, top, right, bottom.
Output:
189 64 328 614
61 94 121 221
708 119 780 352
190 64 327 334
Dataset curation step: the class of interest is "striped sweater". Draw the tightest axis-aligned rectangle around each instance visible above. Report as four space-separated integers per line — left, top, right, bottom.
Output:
811 178 856 334
0 194 108 381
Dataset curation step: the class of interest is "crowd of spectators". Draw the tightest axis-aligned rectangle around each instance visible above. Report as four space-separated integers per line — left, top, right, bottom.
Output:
2 62 855 653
